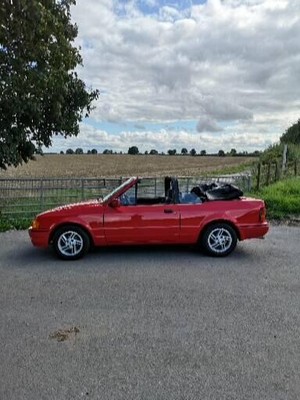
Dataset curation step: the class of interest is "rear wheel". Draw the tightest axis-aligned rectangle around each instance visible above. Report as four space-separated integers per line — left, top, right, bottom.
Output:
53 226 90 260
201 223 237 257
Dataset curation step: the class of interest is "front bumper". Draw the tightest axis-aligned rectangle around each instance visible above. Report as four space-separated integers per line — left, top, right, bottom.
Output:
28 227 50 248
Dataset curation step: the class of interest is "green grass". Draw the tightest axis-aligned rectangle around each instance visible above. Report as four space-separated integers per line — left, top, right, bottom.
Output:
255 177 300 219
0 217 32 232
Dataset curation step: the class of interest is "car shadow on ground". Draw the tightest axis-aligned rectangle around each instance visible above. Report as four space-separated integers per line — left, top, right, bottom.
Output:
8 241 259 271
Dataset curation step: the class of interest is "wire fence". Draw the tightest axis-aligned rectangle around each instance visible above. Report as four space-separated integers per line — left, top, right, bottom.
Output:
253 160 299 190
0 174 251 220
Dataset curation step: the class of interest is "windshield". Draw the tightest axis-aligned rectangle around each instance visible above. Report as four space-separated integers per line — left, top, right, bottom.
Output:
102 177 136 204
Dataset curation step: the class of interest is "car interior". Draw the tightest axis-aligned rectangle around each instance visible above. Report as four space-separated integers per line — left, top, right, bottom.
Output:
119 176 244 206
120 176 202 206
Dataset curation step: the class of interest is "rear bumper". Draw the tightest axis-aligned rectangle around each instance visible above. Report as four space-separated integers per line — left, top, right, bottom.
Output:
239 222 269 241
28 227 49 248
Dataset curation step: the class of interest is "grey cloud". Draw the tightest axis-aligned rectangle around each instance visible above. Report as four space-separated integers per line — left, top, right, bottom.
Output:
202 97 253 121
196 117 223 132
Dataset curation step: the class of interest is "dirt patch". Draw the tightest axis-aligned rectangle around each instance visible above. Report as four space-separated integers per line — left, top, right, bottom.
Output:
270 218 300 227
49 326 80 342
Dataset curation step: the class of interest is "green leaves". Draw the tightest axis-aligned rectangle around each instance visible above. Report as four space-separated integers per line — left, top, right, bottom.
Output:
0 0 99 169
280 119 300 145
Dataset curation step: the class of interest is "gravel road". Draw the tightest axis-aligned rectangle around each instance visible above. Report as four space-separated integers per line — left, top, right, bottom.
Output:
0 226 299 400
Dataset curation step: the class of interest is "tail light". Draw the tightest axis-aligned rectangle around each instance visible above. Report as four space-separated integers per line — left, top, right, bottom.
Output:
259 206 267 222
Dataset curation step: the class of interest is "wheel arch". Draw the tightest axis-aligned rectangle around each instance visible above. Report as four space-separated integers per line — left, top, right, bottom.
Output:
49 222 95 247
198 219 241 244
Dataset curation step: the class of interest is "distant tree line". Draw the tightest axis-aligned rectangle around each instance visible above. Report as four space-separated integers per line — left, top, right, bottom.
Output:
128 146 260 157
60 146 261 157
63 148 98 154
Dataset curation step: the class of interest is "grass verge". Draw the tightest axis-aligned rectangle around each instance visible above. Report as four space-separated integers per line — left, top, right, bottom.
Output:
254 177 300 220
0 217 32 232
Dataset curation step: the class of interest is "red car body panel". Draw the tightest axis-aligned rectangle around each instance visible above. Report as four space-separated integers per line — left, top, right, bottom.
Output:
103 204 180 245
29 177 269 251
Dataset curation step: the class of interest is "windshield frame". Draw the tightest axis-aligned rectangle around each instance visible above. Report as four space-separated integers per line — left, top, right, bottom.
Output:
102 177 137 204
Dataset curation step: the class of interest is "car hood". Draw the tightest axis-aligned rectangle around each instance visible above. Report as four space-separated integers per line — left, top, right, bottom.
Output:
38 199 103 217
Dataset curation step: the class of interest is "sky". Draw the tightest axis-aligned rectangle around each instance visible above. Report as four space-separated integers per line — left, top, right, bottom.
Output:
53 0 300 154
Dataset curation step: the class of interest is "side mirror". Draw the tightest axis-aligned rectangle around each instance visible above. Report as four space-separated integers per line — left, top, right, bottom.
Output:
109 198 121 208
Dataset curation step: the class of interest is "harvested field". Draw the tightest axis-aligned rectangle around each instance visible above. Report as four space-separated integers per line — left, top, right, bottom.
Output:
0 154 255 178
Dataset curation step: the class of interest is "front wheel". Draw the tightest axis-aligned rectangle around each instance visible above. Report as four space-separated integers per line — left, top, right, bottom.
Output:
201 223 237 257
53 226 90 260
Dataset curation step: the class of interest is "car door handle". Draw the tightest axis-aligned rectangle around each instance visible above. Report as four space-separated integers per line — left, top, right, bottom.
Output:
164 209 174 214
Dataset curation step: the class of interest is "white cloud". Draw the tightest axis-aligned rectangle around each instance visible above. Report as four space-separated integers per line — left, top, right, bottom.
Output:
159 6 182 21
66 0 300 152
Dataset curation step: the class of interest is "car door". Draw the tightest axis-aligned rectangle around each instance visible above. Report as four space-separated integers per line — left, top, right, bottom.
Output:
177 202 207 243
103 203 180 245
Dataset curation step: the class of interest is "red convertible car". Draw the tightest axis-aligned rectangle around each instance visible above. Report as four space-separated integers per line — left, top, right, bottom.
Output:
29 176 269 260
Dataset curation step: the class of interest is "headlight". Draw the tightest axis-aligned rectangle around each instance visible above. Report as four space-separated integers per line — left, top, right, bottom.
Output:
31 219 40 229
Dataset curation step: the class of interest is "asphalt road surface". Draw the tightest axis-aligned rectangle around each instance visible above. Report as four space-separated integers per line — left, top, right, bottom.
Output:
0 226 299 400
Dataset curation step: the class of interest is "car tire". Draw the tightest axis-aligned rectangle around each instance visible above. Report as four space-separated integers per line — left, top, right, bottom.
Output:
53 225 90 260
201 223 237 257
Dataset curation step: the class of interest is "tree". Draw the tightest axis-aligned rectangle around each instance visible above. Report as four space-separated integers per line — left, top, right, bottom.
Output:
0 0 99 169
218 149 225 157
75 148 83 154
200 150 206 156
149 149 158 155
280 119 300 144
66 148 74 154
181 148 188 155
103 149 113 154
168 149 177 155
128 146 139 155
91 149 97 154
190 148 197 156
229 148 237 156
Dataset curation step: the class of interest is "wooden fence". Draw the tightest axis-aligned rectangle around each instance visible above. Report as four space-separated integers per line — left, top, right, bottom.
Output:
254 160 299 190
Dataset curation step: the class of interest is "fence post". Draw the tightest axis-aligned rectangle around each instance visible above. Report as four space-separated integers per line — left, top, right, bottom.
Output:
282 144 288 173
81 179 85 200
295 160 298 176
256 163 261 191
274 161 278 181
40 179 44 211
243 175 251 192
266 163 271 186
186 177 190 193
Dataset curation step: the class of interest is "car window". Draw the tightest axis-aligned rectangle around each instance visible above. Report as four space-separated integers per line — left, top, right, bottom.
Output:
120 181 167 206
